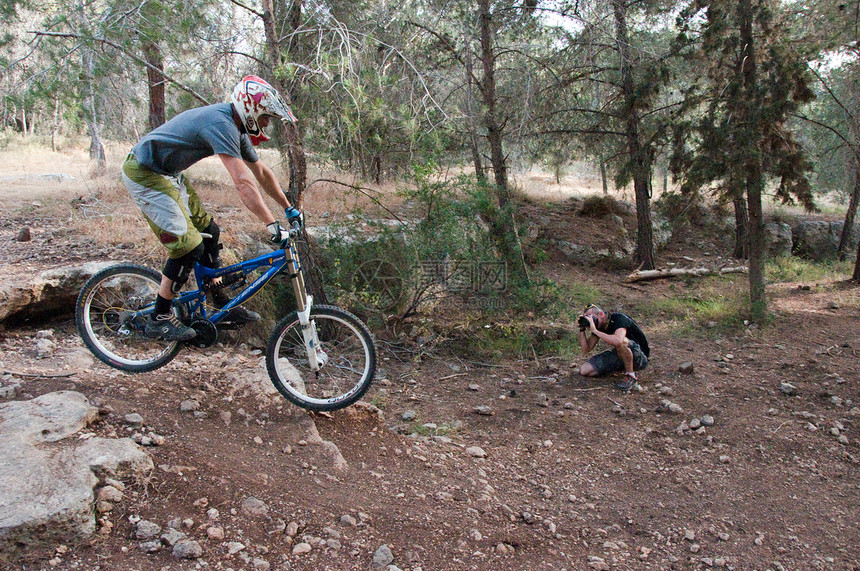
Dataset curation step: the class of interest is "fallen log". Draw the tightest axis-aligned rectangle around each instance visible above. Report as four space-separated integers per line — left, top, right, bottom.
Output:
625 266 748 283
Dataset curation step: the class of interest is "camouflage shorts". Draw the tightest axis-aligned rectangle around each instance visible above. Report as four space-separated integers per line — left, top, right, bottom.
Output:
122 153 212 259
587 340 649 376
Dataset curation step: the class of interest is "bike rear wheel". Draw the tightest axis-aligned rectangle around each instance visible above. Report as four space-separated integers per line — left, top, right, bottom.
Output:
266 305 376 411
75 264 181 373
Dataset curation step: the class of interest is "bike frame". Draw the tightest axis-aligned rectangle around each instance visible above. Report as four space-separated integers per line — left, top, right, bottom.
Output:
164 236 323 370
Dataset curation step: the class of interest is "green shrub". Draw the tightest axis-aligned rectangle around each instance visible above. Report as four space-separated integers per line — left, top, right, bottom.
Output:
318 164 500 318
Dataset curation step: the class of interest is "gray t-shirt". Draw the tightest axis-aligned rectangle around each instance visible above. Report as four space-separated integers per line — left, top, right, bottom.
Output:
132 103 258 176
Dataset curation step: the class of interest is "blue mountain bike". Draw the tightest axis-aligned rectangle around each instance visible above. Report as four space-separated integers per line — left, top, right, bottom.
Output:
75 226 376 411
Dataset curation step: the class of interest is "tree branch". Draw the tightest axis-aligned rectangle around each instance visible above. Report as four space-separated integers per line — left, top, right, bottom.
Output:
29 30 210 105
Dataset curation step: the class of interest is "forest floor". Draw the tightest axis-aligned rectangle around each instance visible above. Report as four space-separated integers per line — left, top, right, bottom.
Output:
1 145 859 570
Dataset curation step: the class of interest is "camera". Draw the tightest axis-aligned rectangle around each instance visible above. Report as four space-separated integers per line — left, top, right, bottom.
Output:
578 315 590 330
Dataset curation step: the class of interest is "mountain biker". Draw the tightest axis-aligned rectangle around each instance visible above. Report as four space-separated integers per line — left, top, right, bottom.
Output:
577 304 650 391
122 75 303 341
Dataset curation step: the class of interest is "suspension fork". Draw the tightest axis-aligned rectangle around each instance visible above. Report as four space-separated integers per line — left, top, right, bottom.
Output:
287 241 325 371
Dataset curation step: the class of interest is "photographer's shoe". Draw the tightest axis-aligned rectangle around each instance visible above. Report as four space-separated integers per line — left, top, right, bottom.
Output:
145 313 197 342
614 373 638 392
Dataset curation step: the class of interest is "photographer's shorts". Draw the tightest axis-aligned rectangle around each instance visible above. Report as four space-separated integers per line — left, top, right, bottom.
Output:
122 153 212 259
587 340 648 376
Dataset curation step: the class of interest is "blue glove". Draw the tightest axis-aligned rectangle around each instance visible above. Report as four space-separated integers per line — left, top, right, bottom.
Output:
285 206 303 229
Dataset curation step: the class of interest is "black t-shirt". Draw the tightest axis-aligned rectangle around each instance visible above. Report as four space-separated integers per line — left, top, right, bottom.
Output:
603 312 650 357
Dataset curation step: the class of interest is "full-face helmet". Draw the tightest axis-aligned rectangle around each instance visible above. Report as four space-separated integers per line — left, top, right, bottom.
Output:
230 75 296 146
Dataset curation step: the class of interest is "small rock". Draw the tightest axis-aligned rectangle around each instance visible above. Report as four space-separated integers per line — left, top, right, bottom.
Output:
372 544 394 568
684 529 696 541
828 301 840 309
252 557 271 570
124 413 144 426
172 540 203 559
180 399 200 412
465 446 487 458
401 410 416 421
659 386 675 396
689 418 702 430
521 512 536 524
679 362 695 374
98 485 124 503
96 501 113 513
340 514 358 526
780 383 797 396
241 496 269 517
701 414 715 427
207 527 224 540
139 540 161 553
467 383 480 391
690 543 701 553
719 455 731 464
286 521 299 536
474 406 495 416
15 227 31 242
135 520 161 540
161 528 187 546
669 402 684 414
537 392 549 407
226 541 245 554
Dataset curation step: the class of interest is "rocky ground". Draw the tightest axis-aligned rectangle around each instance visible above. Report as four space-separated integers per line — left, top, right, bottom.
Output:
0 167 859 571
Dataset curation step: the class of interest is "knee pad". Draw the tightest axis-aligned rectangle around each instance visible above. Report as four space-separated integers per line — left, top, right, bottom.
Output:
163 242 205 293
201 220 222 269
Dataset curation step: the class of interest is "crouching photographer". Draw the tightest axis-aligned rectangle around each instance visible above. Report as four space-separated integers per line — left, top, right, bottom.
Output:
577 304 650 391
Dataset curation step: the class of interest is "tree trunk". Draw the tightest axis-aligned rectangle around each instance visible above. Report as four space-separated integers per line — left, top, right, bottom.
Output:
82 49 106 174
464 34 485 183
51 96 60 152
853 234 860 282
614 0 654 270
260 0 327 304
478 0 509 206
21 108 27 138
143 41 166 130
739 0 766 321
732 194 750 259
838 165 860 261
600 157 608 194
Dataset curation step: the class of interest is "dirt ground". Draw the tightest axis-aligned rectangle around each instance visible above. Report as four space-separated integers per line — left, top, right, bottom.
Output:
1 150 859 571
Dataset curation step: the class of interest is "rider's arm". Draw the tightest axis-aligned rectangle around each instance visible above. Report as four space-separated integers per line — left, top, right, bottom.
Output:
219 154 277 225
246 159 291 211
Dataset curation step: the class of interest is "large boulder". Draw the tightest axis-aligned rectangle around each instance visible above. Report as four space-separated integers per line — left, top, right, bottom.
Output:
0 391 152 553
792 221 860 260
765 222 793 258
0 261 119 325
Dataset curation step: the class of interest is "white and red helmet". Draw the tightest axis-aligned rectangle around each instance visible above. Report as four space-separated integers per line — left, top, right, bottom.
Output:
231 75 296 146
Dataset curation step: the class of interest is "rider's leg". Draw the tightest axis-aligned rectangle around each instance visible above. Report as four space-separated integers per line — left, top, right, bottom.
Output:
123 156 202 340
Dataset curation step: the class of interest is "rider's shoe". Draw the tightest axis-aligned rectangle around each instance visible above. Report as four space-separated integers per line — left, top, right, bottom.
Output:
211 291 261 324
145 313 197 341
221 305 261 324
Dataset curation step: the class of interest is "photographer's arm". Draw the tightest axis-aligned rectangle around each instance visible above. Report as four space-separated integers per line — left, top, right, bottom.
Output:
589 325 628 349
579 329 599 354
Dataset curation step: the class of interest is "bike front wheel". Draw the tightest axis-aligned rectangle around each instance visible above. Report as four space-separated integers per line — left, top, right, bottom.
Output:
76 264 181 373
266 305 377 411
